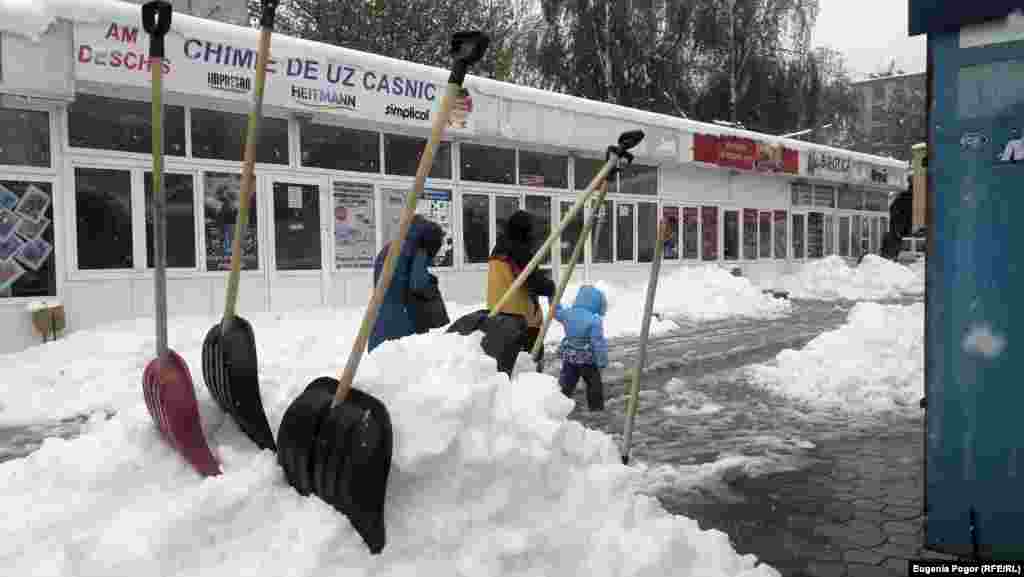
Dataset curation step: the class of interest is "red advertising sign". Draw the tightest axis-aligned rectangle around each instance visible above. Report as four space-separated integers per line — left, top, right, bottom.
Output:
693 133 799 174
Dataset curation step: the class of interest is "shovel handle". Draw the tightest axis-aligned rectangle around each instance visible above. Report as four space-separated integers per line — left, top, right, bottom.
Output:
334 32 490 404
144 0 171 357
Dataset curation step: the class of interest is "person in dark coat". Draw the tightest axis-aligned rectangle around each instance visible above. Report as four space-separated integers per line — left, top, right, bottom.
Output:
368 215 445 353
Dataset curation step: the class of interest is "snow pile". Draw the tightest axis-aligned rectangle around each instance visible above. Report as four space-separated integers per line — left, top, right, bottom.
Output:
661 378 723 416
777 255 924 301
0 313 778 577
545 265 790 343
745 302 924 414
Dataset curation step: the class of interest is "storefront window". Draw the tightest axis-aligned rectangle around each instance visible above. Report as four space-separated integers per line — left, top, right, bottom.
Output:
865 190 886 212
383 134 450 179
301 122 377 172
496 195 521 237
191 108 288 164
637 202 658 262
518 150 568 189
791 213 805 259
683 207 699 259
825 214 835 256
861 216 871 255
144 173 196 268
807 212 824 258
813 184 836 208
333 181 375 269
75 168 133 270
68 94 185 156
839 216 851 257
273 182 321 270
838 186 863 210
525 195 552 264
759 211 772 258
791 182 813 206
462 193 490 264
723 209 739 261
461 143 515 184
0 107 51 167
870 216 881 254
850 215 862 259
662 206 679 260
616 202 634 261
561 200 583 264
620 164 658 196
574 157 618 193
702 206 719 261
773 210 787 259
591 199 613 263
205 172 259 271
0 180 55 297
385 187 454 267
743 208 758 260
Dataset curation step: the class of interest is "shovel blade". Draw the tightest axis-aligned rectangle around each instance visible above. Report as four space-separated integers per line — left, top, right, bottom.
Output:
202 317 276 451
143 349 221 477
276 377 336 496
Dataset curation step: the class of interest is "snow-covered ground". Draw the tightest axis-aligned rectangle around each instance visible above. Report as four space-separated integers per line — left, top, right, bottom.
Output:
0 313 779 577
744 301 924 414
772 255 924 301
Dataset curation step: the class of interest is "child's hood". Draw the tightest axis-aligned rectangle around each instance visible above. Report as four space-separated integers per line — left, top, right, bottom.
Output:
573 285 607 316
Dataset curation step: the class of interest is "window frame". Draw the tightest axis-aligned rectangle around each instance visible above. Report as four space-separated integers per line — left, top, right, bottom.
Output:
458 185 557 269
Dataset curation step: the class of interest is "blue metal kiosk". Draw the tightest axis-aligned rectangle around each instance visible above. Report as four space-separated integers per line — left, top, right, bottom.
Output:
910 1 1024 559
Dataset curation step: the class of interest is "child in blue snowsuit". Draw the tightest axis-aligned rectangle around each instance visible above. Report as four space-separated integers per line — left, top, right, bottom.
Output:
554 285 609 411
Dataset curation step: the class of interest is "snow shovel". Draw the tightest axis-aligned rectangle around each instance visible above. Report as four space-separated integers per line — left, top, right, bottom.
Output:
140 0 221 477
620 220 669 466
275 31 490 555
448 130 644 375
529 175 618 370
201 0 280 453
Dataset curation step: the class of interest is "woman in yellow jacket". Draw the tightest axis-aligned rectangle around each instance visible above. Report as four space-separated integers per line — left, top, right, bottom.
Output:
487 210 555 372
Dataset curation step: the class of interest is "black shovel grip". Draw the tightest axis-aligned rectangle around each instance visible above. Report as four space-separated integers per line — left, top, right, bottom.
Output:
448 31 490 85
260 0 281 29
141 0 172 58
606 129 644 176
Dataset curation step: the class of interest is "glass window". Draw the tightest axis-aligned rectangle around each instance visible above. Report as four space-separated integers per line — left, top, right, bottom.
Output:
813 184 836 208
383 188 454 267
807 212 824 258
773 210 787 259
839 216 851 257
496 196 521 238
144 173 196 268
205 172 259 271
723 209 739 261
461 143 515 184
861 216 871 255
462 193 490 264
68 94 185 156
574 157 618 193
518 150 568 189
0 107 51 167
791 213 805 259
702 206 719 261
791 182 813 206
683 207 699 260
743 209 758 260
881 217 889 236
637 202 658 262
759 211 772 258
662 206 680 260
191 108 288 164
383 134 450 179
273 182 321 270
838 186 863 210
300 122 378 172
525 195 552 264
870 216 880 254
850 215 862 259
333 181 376 269
825 214 835 256
620 163 658 196
0 180 56 297
74 168 133 269
865 190 886 212
616 202 634 261
561 200 583 264
591 199 613 263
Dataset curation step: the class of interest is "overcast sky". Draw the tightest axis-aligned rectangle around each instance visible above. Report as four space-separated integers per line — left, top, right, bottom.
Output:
811 0 926 79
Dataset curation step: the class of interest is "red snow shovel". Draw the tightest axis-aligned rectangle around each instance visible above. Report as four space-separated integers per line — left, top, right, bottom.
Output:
275 31 490 555
201 0 279 453
141 0 221 477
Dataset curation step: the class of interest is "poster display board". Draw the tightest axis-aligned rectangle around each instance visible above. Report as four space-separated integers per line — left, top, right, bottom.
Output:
0 181 55 298
204 172 258 271
333 181 376 269
382 187 453 267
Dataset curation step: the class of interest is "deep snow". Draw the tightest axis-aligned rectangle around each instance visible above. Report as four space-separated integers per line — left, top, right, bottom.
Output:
0 311 779 577
744 301 924 414
773 255 924 301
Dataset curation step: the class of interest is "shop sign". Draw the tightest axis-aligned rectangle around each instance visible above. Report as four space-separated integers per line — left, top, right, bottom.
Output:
692 133 799 174
73 19 475 133
808 150 851 179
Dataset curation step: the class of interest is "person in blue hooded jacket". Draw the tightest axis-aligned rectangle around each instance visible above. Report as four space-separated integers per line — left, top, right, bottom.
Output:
554 284 609 411
368 215 446 353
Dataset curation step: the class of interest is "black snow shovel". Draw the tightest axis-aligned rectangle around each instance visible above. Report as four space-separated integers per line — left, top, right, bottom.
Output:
201 0 280 453
448 130 644 375
275 31 490 555
140 0 222 477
